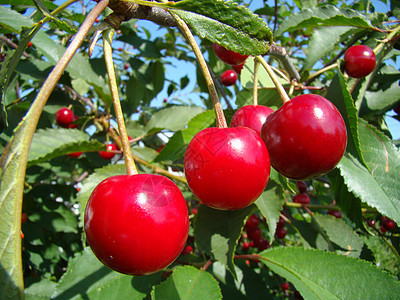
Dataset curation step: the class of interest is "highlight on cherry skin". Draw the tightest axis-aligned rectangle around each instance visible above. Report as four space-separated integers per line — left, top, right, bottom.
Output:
261 94 347 180
55 107 77 128
230 105 275 135
84 174 189 276
220 69 238 86
184 126 270 210
213 43 248 66
344 45 376 78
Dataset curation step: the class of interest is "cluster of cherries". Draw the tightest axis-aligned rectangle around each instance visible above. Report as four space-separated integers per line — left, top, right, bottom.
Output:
242 214 270 252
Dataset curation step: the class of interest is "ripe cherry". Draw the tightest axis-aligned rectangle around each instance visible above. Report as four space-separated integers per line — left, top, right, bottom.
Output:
55 107 77 128
261 94 347 180
382 217 397 231
181 245 193 255
242 241 251 251
220 70 237 86
254 237 269 251
276 227 287 239
99 143 117 160
293 193 310 205
245 214 260 230
184 127 270 210
231 105 274 136
281 282 290 291
277 216 286 229
21 213 28 224
327 210 342 219
344 45 376 78
296 181 307 194
84 174 189 275
67 152 83 158
247 227 262 241
213 43 248 66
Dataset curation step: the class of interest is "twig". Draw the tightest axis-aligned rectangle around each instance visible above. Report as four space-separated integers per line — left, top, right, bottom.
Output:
0 35 30 58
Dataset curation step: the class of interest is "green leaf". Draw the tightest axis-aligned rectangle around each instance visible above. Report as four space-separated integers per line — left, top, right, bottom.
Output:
76 164 127 226
337 152 400 225
326 72 365 165
171 0 273 55
313 214 364 257
194 204 256 278
151 265 222 300
275 5 373 37
154 110 215 162
27 128 104 166
260 247 400 299
255 185 285 242
302 26 352 71
144 106 205 134
236 88 282 109
52 248 162 299
25 278 57 300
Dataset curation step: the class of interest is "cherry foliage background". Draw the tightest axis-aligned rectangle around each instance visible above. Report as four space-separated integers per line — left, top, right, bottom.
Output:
0 0 400 299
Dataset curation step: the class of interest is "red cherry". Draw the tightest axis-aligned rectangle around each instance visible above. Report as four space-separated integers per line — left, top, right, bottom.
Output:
293 193 310 205
245 214 260 230
67 152 83 158
261 94 347 180
281 282 290 291
55 107 77 128
124 63 130 70
327 210 342 219
247 227 262 241
213 43 248 66
231 105 274 136
254 237 269 251
99 143 117 160
84 174 189 275
276 227 287 239
27 42 32 48
68 115 79 129
232 62 245 75
184 127 270 210
296 181 307 193
344 45 376 78
277 216 286 229
21 213 28 224
382 217 397 231
242 241 250 251
181 245 193 255
220 70 237 86
380 225 387 233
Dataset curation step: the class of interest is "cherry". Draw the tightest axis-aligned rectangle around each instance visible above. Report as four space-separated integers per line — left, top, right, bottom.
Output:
380 225 387 234
344 45 376 78
242 241 251 251
281 282 290 291
84 174 189 275
220 70 238 86
247 227 262 241
67 152 83 158
327 210 342 219
261 94 347 180
296 181 307 194
99 143 117 160
213 43 248 66
184 127 270 210
124 63 130 70
181 245 193 255
232 62 245 75
277 216 286 229
254 237 269 251
231 105 274 136
21 213 28 224
55 107 77 128
275 227 287 239
27 42 32 48
293 193 310 205
245 214 260 230
382 217 397 231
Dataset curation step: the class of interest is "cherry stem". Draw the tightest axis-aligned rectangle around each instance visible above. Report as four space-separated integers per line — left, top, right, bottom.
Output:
307 63 338 82
167 8 228 128
256 55 290 104
103 29 138 176
373 24 400 55
253 58 260 106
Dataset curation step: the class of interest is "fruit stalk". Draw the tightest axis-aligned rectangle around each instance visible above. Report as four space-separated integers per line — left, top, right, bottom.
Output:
167 8 228 128
256 56 290 104
103 28 138 175
253 58 260 106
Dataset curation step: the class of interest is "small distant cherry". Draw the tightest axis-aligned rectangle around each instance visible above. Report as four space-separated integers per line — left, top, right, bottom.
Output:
245 214 260 230
247 227 262 241
55 107 76 128
344 45 376 78
99 143 117 160
242 241 250 251
382 217 397 231
327 210 342 219
21 213 28 224
220 70 237 86
27 42 33 48
277 216 286 229
281 282 290 291
276 227 287 239
254 237 269 251
124 63 130 70
296 181 307 193
181 245 193 255
67 152 83 158
293 193 310 205
380 225 387 234
213 43 248 66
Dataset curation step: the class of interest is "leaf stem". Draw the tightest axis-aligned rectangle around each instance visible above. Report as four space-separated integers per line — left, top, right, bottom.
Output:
256 56 290 104
166 7 227 128
103 29 138 176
